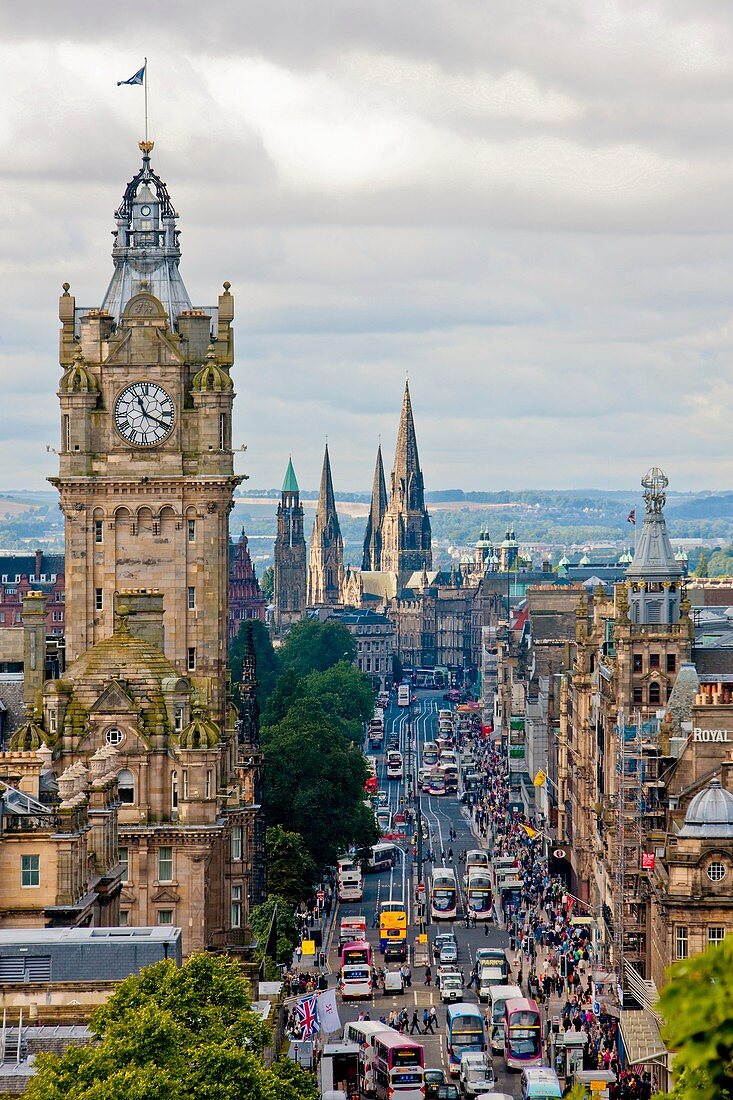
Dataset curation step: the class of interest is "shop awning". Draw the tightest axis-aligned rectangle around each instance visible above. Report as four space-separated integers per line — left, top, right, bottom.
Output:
619 1009 668 1068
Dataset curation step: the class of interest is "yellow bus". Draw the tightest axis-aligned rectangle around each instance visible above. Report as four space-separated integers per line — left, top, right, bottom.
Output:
379 899 407 954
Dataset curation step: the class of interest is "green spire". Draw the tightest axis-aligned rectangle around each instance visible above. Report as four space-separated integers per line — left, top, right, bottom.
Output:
282 456 299 494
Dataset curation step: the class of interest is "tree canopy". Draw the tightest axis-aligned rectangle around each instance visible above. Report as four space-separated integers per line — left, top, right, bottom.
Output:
659 936 733 1100
278 618 356 677
265 825 317 906
229 618 278 707
24 954 317 1100
249 892 301 967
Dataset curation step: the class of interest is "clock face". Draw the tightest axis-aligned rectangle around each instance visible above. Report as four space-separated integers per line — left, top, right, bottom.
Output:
114 382 175 446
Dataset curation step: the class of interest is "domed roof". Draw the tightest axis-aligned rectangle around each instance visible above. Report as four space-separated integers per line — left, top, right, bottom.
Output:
679 778 733 839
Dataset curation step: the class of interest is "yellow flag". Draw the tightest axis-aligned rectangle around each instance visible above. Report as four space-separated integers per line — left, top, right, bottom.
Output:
533 770 547 787
520 823 538 839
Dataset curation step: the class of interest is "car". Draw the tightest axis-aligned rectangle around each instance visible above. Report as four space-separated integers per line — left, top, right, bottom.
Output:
433 933 457 961
425 1069 446 1100
383 969 405 995
435 1086 460 1100
377 789 388 805
440 973 464 1004
384 940 407 962
439 941 458 964
436 962 461 985
443 689 461 702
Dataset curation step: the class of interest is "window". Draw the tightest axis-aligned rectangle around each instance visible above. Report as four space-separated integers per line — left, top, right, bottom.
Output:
205 769 213 799
118 769 135 804
48 710 57 735
95 588 103 611
174 706 184 733
667 653 676 674
188 519 196 542
187 647 196 672
231 885 243 929
106 727 124 746
157 847 173 883
188 586 196 610
119 910 130 927
633 686 643 705
675 926 688 960
64 414 70 452
21 854 40 888
649 682 661 705
171 770 178 812
708 861 726 882
52 610 63 622
649 653 660 669
94 519 103 544
708 927 726 947
157 910 173 925
118 847 129 883
182 770 189 799
231 825 242 861
219 413 227 450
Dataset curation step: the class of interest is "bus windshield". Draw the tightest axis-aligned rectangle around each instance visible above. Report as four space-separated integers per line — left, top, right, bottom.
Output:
342 941 372 967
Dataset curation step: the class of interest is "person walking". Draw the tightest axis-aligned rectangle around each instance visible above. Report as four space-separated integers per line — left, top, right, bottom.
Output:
424 965 432 986
424 1007 436 1034
429 1006 438 1033
409 1009 421 1035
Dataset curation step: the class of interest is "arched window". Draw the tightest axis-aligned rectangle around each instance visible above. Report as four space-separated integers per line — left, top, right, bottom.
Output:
649 682 661 706
118 769 135 805
171 770 178 813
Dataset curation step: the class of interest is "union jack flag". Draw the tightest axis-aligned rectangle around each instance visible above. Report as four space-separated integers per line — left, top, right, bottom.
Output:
295 994 320 1038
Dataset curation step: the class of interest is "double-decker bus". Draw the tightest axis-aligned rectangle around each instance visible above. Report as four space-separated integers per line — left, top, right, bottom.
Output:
445 1003 485 1077
427 770 446 796
465 849 490 876
431 867 458 920
397 683 411 707
503 996 543 1071
386 750 403 780
344 1020 390 1095
373 1031 425 1100
379 899 407 953
341 940 372 968
439 762 458 793
466 870 493 921
422 741 439 767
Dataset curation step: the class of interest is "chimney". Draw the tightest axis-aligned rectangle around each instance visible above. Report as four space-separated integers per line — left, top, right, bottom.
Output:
22 591 47 712
115 589 165 652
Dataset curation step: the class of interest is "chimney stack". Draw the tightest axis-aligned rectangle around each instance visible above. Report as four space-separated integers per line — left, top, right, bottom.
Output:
22 591 47 712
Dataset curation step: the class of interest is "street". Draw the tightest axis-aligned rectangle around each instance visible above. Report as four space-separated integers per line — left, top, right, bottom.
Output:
333 690 518 1096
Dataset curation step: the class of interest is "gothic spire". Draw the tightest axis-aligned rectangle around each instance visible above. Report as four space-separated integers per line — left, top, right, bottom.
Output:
307 444 344 606
390 380 424 512
101 145 192 323
362 443 388 571
316 443 338 528
238 621 260 748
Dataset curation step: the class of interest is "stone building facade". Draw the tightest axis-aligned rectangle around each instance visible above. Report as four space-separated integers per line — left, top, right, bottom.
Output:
228 529 267 643
273 458 306 634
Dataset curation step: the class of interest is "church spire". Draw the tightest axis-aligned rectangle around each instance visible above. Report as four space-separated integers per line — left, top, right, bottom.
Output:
390 381 424 512
379 382 432 586
362 443 388 571
101 146 192 323
307 444 344 607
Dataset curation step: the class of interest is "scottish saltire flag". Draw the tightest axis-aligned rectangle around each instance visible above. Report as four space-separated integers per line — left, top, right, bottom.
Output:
295 994 320 1039
117 65 146 86
318 988 341 1034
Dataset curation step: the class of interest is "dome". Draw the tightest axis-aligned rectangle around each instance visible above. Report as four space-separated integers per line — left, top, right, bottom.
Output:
679 779 733 839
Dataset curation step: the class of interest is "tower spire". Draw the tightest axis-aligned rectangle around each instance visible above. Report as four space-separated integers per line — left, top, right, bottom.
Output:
379 383 432 586
307 444 344 607
362 443 388 571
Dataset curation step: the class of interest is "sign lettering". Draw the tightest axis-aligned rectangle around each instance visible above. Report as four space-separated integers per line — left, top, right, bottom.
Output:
693 729 732 743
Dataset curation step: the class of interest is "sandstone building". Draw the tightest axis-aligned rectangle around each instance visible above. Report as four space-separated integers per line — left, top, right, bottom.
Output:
273 458 307 634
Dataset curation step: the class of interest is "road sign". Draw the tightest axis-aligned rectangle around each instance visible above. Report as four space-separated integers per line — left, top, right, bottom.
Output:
316 890 325 902
301 939 315 956
533 769 547 787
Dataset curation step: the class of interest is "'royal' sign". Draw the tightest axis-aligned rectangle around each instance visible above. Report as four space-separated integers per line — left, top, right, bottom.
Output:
693 729 733 743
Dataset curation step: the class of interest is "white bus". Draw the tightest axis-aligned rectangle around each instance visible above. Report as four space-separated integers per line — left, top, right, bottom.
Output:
397 683 411 707
345 1020 390 1095
386 750 403 780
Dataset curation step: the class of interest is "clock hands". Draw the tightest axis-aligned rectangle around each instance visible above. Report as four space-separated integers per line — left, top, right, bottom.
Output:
136 395 171 431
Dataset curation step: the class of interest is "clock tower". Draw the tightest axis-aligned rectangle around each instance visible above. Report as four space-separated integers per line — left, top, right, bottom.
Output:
52 143 238 726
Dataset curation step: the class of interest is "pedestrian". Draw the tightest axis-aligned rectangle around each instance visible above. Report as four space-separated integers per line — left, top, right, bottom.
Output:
429 1006 438 1032
422 1008 430 1032
424 965 432 986
409 1009 421 1034
295 943 302 964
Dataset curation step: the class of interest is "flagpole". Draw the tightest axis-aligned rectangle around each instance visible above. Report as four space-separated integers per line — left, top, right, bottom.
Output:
144 57 149 144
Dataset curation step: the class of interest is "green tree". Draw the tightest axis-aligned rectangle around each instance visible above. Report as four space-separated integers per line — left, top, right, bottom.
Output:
248 893 300 967
24 954 317 1100
279 619 356 677
266 825 317 905
229 618 278 708
262 667 304 727
694 550 710 578
659 937 733 1100
260 565 274 601
301 661 374 743
262 698 378 864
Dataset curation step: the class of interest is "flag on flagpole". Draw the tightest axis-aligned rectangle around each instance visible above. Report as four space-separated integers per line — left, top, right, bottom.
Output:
520 823 538 840
627 509 636 525
318 988 342 1034
294 994 320 1039
117 64 146 86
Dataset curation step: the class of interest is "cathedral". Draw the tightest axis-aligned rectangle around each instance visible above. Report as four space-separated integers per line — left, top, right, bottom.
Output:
16 142 265 951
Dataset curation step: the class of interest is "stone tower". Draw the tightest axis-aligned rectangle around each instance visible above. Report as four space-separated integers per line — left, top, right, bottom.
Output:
379 382 432 587
362 444 388 571
52 144 237 727
37 143 261 952
237 622 266 905
307 444 344 607
273 458 306 632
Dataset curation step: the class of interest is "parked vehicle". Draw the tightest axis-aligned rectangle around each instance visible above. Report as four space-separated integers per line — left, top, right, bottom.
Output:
459 1052 495 1098
440 972 465 1004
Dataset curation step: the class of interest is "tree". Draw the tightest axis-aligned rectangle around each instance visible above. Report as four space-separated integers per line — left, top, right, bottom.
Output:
694 550 710 578
260 565 274 601
24 953 318 1100
262 698 378 863
278 619 356 677
658 938 733 1100
248 893 300 966
301 661 374 744
266 825 317 905
228 618 278 708
262 667 304 728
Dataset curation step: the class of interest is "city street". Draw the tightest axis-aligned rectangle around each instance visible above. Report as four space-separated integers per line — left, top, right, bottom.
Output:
331 690 518 1096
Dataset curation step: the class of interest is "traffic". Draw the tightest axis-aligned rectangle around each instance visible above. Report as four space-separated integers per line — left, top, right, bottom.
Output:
288 684 632 1100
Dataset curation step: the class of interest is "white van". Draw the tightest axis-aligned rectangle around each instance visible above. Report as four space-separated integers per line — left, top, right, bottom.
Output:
459 1052 495 1098
339 964 373 1000
478 965 505 1002
520 1067 562 1100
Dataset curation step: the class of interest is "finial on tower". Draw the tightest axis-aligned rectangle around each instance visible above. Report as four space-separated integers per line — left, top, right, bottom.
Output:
641 466 669 515
138 139 154 157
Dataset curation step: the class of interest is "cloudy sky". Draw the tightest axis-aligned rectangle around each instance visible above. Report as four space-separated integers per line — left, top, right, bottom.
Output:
3 1 733 495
